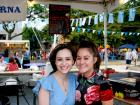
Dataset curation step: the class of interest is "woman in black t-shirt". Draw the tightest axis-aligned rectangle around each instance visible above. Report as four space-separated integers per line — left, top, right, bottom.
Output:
75 40 113 105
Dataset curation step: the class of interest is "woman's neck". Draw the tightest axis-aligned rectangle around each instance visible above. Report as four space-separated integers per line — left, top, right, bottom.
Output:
55 71 68 80
54 71 68 94
83 69 94 78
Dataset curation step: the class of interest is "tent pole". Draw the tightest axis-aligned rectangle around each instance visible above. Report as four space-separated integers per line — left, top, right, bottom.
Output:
103 5 108 69
53 34 57 47
32 27 44 50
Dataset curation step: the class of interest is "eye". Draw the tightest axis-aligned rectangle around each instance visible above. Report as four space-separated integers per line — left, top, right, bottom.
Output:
56 58 62 61
84 57 89 60
66 58 70 60
76 57 81 60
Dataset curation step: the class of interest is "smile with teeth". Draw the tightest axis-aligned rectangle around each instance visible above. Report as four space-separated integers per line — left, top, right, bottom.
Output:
79 65 86 69
61 66 69 70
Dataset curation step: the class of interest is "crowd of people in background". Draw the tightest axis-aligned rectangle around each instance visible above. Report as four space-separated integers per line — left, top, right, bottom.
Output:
0 45 139 72
0 47 51 71
98 48 139 62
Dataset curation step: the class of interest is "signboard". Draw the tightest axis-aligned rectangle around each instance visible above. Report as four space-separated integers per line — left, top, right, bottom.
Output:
0 0 27 21
49 4 71 35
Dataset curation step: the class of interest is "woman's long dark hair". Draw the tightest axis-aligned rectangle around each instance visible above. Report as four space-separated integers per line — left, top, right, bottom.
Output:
15 58 21 68
49 43 76 75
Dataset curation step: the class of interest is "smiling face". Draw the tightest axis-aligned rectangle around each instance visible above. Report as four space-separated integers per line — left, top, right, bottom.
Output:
55 48 74 74
76 48 97 77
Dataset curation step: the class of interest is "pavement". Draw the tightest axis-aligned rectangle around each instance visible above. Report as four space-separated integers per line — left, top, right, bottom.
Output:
9 87 35 105
100 60 140 72
70 60 140 73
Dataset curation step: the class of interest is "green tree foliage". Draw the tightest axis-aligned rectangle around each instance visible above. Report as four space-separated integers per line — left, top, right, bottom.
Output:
23 4 52 50
22 27 40 51
108 0 140 46
69 0 140 48
40 25 52 42
67 29 103 46
27 4 49 21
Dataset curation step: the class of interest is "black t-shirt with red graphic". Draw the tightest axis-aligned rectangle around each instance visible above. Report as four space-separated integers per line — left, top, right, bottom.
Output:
75 72 113 105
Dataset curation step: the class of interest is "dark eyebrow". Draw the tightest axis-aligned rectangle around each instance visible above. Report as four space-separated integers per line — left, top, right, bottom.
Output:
77 55 90 57
56 57 62 59
84 55 90 57
56 56 72 58
66 57 72 58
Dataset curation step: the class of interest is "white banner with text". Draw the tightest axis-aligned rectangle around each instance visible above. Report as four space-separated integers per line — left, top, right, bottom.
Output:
0 0 27 21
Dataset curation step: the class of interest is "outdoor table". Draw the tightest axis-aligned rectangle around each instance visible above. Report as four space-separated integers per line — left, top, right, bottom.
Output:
24 63 46 67
127 69 140 74
24 63 46 70
0 69 41 105
108 72 140 105
0 69 41 75
114 97 140 105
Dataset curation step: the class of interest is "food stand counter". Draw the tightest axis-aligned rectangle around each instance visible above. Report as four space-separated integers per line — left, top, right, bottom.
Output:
108 72 140 105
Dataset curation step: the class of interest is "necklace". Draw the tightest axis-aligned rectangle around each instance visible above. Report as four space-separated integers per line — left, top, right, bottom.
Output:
54 73 68 94
61 76 68 93
62 81 67 92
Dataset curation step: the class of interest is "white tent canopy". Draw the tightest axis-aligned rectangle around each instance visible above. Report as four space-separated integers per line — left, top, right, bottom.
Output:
33 0 126 13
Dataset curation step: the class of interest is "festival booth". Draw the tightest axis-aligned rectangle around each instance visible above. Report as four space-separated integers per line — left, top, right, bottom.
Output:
0 40 31 105
0 40 30 50
0 1 34 105
0 40 30 59
109 71 140 105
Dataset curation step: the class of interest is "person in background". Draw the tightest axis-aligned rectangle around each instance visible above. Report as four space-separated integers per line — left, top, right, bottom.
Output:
22 47 30 69
0 55 7 71
132 49 138 66
33 43 77 105
125 49 133 69
0 55 7 65
75 39 113 105
15 57 21 68
6 57 19 71
4 48 9 57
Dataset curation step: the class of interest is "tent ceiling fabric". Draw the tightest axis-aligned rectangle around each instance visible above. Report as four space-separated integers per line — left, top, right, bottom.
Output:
34 0 120 13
